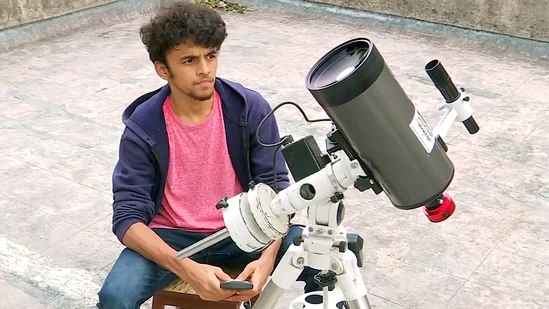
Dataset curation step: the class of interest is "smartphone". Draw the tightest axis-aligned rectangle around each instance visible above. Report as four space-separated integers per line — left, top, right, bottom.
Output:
220 280 254 290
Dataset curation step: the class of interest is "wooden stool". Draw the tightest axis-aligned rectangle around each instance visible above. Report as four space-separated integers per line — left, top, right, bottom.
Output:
152 268 255 309
151 278 243 309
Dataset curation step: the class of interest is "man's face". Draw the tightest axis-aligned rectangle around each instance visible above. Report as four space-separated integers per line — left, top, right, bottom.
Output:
157 41 219 101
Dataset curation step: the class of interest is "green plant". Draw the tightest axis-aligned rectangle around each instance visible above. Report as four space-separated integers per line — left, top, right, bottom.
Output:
194 0 250 14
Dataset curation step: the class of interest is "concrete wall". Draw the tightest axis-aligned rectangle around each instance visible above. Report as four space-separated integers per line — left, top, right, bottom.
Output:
2 0 547 43
0 0 175 52
0 0 116 30
306 0 549 42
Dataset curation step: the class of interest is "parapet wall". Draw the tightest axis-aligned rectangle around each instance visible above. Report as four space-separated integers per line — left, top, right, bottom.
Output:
1 0 548 43
0 0 116 30
0 0 174 53
306 0 549 42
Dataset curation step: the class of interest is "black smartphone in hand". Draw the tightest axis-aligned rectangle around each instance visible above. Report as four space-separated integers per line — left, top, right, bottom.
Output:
220 280 253 290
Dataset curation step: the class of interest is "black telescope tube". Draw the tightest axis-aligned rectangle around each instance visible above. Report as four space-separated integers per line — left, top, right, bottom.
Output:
425 60 460 103
306 38 455 209
426 60 480 134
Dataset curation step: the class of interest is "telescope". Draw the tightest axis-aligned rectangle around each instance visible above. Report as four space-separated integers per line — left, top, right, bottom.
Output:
177 38 479 309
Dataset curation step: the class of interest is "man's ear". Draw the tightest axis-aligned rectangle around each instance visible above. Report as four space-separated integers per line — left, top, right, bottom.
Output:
154 61 170 81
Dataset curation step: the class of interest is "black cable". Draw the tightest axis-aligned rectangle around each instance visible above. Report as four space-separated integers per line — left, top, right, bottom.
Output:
272 144 283 191
255 101 332 189
255 101 331 148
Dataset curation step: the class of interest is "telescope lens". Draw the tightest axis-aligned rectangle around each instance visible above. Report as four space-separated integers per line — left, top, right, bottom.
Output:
306 38 385 108
308 40 370 89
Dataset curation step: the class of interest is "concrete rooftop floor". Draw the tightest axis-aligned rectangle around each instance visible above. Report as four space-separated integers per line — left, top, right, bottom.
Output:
0 0 548 308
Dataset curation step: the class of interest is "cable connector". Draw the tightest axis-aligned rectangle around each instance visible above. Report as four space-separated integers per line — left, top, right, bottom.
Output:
280 135 294 146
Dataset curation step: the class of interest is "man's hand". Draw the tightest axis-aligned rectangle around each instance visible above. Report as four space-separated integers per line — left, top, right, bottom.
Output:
225 257 275 302
175 259 237 302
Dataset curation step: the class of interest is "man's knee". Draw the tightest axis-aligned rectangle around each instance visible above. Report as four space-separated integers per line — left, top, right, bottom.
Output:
97 284 139 309
282 225 304 251
274 225 305 268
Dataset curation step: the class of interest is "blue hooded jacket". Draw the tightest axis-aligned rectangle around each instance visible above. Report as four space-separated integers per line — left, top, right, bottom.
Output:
111 78 289 242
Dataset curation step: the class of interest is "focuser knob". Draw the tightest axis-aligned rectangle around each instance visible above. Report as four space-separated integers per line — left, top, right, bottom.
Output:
423 193 455 222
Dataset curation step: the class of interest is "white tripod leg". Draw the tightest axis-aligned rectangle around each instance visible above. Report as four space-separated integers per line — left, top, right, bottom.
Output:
336 250 371 309
253 244 305 309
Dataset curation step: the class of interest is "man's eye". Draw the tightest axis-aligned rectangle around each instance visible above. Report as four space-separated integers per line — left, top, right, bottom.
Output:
208 53 217 60
183 58 193 64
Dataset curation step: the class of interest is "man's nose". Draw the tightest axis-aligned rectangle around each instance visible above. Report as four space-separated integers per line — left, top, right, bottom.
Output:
197 57 210 75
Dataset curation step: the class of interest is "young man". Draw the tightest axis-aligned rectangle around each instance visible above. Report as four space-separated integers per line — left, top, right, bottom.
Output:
97 2 318 308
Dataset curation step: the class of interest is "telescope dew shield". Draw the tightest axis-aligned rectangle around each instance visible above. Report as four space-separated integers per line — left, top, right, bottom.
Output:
306 38 454 209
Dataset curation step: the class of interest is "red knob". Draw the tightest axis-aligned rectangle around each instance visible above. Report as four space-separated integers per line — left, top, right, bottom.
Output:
423 193 455 223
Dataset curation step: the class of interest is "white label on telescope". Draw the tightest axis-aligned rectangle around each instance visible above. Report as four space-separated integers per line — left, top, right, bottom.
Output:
410 109 435 153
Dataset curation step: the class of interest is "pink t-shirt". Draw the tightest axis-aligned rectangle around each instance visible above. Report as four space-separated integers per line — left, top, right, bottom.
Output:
149 91 243 232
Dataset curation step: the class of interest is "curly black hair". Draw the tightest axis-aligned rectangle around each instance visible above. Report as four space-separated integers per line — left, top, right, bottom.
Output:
140 2 227 64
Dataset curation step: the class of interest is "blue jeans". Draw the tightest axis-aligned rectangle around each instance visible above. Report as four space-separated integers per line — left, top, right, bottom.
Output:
97 225 319 309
